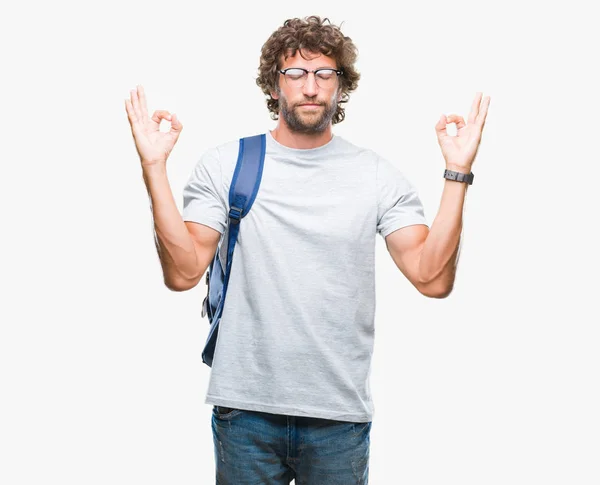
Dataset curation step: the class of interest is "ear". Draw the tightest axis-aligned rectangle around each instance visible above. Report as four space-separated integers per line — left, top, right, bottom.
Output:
271 90 279 100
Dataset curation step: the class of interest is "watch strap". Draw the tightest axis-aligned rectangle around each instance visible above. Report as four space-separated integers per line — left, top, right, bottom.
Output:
444 169 474 185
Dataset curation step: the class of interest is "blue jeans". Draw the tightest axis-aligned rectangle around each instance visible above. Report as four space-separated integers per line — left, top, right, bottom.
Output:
211 406 371 484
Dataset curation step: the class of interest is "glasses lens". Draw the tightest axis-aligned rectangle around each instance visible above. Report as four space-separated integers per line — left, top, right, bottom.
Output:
283 69 307 87
315 69 337 87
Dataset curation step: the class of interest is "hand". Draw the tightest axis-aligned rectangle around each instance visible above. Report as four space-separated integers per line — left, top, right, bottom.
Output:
125 85 183 168
435 92 490 173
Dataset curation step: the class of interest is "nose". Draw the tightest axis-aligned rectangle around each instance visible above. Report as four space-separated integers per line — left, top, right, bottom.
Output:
302 72 319 97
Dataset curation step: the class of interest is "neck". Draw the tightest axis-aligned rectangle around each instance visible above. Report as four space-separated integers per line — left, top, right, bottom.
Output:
270 121 333 149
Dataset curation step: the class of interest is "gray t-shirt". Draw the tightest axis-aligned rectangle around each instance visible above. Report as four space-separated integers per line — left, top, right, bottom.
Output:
182 130 428 423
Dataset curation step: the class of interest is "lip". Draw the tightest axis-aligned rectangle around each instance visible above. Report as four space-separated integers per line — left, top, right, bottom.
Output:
299 104 321 108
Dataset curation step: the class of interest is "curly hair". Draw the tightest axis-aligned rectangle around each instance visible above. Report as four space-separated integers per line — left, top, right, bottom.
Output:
256 16 360 125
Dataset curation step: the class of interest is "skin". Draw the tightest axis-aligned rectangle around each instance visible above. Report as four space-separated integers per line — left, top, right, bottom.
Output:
124 50 490 296
268 49 491 298
125 87 219 291
269 50 343 149
386 91 490 297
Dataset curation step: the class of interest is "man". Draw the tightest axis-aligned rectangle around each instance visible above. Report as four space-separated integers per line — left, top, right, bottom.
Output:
125 15 490 485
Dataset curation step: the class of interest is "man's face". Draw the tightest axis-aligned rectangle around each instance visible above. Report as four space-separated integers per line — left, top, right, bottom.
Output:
272 50 342 134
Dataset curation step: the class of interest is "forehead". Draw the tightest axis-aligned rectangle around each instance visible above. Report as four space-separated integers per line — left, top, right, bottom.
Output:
280 49 337 69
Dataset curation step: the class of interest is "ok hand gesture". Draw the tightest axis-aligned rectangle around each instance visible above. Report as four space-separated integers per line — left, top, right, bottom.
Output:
435 92 490 173
125 85 183 168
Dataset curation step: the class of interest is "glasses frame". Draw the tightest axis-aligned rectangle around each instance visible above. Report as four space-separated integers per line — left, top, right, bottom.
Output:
278 68 344 88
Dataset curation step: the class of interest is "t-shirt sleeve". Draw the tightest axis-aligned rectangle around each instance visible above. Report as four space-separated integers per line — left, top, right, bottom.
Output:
182 147 228 234
376 156 429 238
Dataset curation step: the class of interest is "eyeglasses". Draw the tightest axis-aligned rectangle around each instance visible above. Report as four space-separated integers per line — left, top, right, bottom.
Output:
279 68 343 89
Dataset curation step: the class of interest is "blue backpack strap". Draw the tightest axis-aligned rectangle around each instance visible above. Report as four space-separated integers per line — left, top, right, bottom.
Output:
221 133 265 305
201 133 265 366
228 134 266 224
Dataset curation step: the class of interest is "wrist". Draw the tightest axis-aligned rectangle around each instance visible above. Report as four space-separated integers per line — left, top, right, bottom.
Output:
142 163 167 177
445 163 471 174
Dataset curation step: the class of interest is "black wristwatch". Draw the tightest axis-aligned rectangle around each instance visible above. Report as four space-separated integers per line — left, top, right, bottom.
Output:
444 169 474 185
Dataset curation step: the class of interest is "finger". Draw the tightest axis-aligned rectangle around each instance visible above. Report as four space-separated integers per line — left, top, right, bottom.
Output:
434 114 448 140
124 98 138 124
125 99 142 135
130 88 143 123
169 113 183 136
467 92 483 124
137 85 149 127
446 114 466 130
476 96 491 128
150 110 172 129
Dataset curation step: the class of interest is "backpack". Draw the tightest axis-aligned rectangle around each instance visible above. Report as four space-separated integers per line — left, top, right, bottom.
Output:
200 134 266 367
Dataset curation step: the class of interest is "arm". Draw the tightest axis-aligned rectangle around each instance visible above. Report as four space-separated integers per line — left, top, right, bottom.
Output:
386 91 490 298
125 85 221 292
143 165 221 292
385 179 467 299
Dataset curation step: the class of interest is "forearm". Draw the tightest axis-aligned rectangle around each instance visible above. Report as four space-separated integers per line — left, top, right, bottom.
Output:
142 164 201 289
418 179 468 291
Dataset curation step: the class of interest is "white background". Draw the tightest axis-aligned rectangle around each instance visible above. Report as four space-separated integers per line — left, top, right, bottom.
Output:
1 0 599 484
